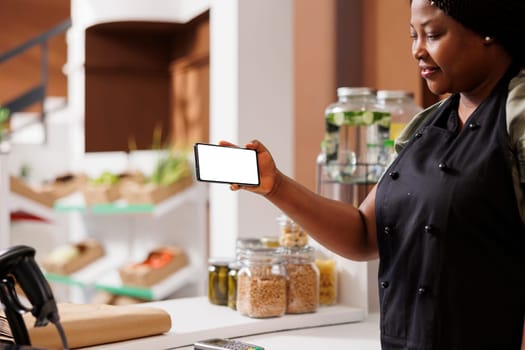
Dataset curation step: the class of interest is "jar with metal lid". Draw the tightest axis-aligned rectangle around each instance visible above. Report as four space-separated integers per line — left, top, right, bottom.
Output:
280 246 319 314
321 87 388 182
376 90 422 143
260 236 280 248
315 257 338 305
207 258 231 306
276 213 308 248
236 238 264 250
236 247 287 318
227 261 241 310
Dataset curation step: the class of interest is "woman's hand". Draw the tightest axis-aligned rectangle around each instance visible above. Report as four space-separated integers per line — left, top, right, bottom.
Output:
218 139 281 196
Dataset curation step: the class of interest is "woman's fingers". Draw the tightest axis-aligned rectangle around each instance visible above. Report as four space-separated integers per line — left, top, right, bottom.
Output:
218 140 238 148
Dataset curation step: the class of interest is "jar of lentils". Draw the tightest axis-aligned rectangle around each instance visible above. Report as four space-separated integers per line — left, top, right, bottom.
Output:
280 246 319 314
236 246 287 318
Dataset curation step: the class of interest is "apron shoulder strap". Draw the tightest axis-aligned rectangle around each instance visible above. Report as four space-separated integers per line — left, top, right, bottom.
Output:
394 99 448 154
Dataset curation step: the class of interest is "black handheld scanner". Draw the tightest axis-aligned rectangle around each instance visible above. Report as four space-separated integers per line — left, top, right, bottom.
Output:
0 245 60 345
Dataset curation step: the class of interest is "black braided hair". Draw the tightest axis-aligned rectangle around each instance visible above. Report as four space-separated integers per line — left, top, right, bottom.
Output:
429 0 525 66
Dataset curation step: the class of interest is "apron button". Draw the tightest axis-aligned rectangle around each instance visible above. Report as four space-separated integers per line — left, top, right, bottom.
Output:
381 281 389 289
389 171 399 180
468 122 480 130
384 226 393 236
417 287 428 295
424 225 436 235
438 162 448 171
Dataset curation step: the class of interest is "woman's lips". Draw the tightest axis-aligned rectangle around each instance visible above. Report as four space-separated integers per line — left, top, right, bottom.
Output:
421 66 439 79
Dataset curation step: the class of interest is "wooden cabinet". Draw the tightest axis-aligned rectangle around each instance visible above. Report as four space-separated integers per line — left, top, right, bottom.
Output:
84 13 210 153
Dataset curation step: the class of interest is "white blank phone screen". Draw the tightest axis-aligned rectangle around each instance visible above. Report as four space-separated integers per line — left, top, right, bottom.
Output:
195 144 259 185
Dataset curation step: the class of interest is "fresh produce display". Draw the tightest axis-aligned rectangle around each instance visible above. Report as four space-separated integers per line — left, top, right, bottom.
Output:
90 171 120 185
149 152 191 186
118 245 189 287
0 106 10 142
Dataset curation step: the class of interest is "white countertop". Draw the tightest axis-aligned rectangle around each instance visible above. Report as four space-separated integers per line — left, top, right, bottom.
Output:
81 296 380 350
178 313 382 350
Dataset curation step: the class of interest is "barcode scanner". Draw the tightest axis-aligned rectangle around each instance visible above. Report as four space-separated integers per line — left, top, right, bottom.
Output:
0 245 68 349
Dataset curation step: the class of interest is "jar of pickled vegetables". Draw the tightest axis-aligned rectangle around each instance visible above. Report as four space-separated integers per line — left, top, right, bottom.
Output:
208 258 231 305
227 261 241 310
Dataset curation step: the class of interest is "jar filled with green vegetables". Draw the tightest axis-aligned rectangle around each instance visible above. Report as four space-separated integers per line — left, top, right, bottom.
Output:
227 261 241 310
208 258 231 305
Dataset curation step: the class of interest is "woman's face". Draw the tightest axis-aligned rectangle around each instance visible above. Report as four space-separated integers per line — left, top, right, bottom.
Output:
410 0 490 96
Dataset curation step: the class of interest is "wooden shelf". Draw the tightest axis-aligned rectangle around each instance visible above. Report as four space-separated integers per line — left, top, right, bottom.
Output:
94 264 199 300
10 183 205 218
44 257 200 301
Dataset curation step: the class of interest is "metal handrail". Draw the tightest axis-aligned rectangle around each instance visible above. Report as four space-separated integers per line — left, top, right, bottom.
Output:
0 19 71 64
0 19 72 143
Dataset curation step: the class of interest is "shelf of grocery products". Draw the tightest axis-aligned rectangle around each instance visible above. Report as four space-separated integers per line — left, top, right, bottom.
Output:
94 264 199 300
10 183 204 218
44 258 200 301
54 183 201 216
10 191 57 221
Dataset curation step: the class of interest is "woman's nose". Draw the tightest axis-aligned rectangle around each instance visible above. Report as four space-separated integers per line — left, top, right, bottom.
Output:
412 40 426 60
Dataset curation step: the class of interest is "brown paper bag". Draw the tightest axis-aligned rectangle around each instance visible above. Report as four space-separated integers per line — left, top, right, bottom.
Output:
23 303 171 349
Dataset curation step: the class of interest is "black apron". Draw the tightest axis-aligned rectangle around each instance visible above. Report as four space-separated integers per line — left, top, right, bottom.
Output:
375 75 525 349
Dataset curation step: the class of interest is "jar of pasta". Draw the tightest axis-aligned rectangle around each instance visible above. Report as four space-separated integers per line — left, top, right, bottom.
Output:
280 245 319 314
236 246 287 318
315 257 337 305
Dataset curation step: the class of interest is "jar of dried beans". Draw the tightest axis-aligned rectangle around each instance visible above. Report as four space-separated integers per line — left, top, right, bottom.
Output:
236 247 287 318
280 246 319 314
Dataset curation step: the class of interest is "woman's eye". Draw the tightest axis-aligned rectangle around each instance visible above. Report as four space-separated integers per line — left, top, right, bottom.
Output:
426 32 441 40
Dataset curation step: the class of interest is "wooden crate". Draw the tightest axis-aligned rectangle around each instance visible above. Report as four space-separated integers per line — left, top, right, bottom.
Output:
118 245 188 287
120 175 193 205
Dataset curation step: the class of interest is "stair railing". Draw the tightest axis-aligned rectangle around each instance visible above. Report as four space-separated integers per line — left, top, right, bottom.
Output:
0 19 72 143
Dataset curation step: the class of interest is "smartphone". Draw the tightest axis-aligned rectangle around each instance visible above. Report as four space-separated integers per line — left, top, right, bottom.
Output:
194 143 260 186
194 338 264 350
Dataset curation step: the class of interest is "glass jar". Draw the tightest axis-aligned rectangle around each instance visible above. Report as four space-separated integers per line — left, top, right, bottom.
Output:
236 238 264 250
260 236 280 248
227 261 241 310
236 247 287 318
376 90 422 143
207 258 231 306
277 213 308 248
315 257 338 305
280 246 319 314
323 87 389 183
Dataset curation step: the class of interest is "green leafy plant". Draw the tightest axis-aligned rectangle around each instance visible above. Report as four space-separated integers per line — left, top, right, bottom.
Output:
0 106 10 143
90 171 120 185
149 151 191 186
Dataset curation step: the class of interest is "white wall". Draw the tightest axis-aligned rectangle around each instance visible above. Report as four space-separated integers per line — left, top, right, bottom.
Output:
67 0 294 259
209 0 294 257
63 0 374 311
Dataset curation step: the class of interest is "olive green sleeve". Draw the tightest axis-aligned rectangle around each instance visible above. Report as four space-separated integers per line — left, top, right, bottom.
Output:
506 69 525 223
